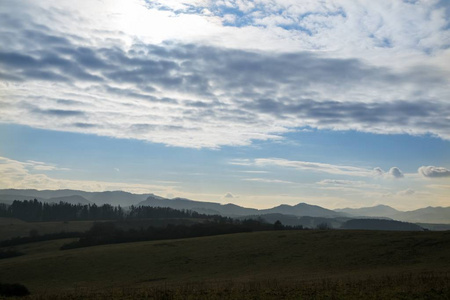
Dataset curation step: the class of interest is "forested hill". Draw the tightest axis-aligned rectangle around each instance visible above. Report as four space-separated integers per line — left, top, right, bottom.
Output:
0 199 229 223
341 219 424 231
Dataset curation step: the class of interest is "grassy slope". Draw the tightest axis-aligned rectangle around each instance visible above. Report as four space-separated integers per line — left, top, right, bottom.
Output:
1 230 449 293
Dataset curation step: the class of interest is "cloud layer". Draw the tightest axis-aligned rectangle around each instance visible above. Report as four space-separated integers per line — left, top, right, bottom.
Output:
0 0 449 148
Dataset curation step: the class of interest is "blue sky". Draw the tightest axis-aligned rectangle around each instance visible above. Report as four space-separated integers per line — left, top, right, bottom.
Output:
0 0 449 209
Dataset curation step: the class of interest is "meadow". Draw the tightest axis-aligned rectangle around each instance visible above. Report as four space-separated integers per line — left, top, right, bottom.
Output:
0 229 449 299
0 218 95 241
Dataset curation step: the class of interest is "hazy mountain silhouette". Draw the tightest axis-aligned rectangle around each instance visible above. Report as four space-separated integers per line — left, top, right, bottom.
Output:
139 197 258 217
261 203 345 218
335 205 400 218
88 191 151 206
335 205 450 224
139 197 346 218
1 189 449 224
0 189 92 199
47 195 92 205
0 189 150 206
0 194 47 204
0 193 90 205
397 207 450 224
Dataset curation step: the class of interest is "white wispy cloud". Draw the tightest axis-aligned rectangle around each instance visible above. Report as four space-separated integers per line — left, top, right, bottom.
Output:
234 158 374 177
239 170 269 174
243 177 294 184
318 179 380 189
25 160 70 171
0 156 177 194
317 179 387 194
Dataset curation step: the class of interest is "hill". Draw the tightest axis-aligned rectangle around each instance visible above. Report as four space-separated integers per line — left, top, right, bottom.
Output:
139 196 258 216
261 202 344 218
88 191 151 206
336 205 450 224
241 213 350 229
335 205 400 218
398 206 450 224
341 219 424 231
47 195 92 205
0 230 449 299
0 217 96 241
0 194 46 204
0 189 151 206
139 197 346 218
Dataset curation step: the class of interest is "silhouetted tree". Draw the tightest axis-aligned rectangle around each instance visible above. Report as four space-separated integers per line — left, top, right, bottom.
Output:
274 220 283 230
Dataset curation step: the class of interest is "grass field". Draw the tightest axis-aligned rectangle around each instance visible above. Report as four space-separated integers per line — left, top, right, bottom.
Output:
0 217 206 241
0 218 96 241
1 230 449 299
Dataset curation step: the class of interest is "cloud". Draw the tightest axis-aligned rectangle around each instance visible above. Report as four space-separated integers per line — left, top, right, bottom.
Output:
234 159 408 180
397 189 415 196
373 167 384 176
0 1 449 148
243 178 294 184
418 166 450 178
234 158 374 177
239 170 269 174
318 179 372 187
373 167 404 179
388 167 404 178
0 156 177 194
317 179 385 193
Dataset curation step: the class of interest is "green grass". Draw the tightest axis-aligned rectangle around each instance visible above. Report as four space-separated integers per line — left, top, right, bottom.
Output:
0 230 449 299
0 218 96 240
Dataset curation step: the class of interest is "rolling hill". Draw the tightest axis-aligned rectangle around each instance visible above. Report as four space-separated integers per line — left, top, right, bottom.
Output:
0 230 449 298
340 219 424 231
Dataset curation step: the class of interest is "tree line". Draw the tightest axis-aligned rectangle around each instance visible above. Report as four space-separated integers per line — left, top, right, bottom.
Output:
60 219 280 250
1 200 303 250
0 199 228 222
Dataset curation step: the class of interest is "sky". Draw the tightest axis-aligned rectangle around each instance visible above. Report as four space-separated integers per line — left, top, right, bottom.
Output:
0 0 449 210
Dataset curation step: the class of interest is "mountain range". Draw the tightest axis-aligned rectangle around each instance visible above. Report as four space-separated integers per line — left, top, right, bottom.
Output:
0 189 151 206
0 189 448 225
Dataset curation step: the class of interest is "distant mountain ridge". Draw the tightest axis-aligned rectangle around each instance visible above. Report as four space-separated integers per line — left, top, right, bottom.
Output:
336 205 450 224
260 203 343 218
48 195 92 205
139 197 348 218
139 196 259 216
335 205 400 218
0 189 448 224
0 189 152 206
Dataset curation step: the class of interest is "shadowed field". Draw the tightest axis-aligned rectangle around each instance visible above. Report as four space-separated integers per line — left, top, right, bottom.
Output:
0 218 96 240
0 230 449 299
